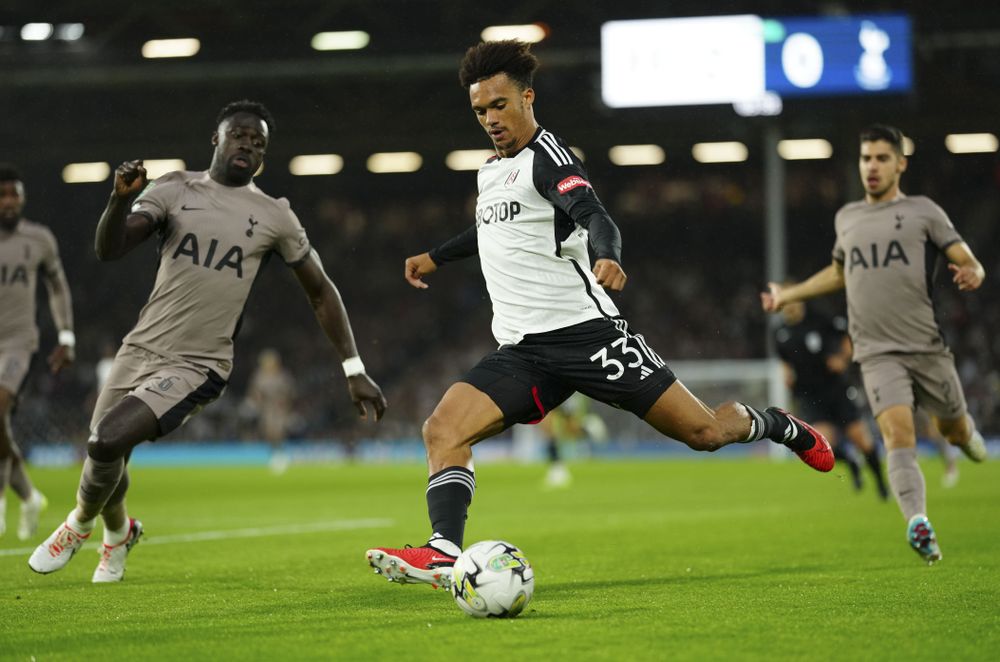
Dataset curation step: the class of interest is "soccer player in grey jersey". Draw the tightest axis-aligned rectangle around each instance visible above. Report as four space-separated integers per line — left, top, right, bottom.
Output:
29 101 387 582
367 40 834 589
762 124 987 564
0 164 74 540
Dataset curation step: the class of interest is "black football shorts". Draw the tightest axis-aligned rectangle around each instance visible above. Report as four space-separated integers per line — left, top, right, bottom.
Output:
461 317 676 427
796 386 865 428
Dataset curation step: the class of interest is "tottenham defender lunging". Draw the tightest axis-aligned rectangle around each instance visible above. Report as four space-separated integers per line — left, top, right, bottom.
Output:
29 100 386 582
366 40 833 589
763 125 987 564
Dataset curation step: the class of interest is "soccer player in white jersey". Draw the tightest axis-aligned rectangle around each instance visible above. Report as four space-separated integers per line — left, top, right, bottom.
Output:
0 164 74 540
29 101 387 582
366 40 834 589
762 124 987 564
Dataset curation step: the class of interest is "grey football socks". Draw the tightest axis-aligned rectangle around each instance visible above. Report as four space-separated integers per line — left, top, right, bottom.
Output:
75 457 125 523
887 447 926 521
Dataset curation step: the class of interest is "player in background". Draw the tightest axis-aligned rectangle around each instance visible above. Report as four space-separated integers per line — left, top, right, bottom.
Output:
247 348 296 474
0 164 74 540
774 298 888 498
29 101 386 582
762 124 987 565
538 392 607 488
366 41 834 589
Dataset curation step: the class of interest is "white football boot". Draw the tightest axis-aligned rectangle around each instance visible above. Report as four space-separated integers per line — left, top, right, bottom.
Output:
958 427 987 463
93 518 144 583
29 520 91 574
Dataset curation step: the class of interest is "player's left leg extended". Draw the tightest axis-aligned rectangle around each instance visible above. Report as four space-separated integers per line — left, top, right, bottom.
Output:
641 380 834 472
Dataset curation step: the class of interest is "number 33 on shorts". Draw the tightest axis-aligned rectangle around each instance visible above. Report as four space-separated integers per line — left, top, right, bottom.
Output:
590 336 647 381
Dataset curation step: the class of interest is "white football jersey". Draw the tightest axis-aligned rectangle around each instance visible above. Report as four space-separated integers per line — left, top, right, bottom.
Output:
475 127 620 346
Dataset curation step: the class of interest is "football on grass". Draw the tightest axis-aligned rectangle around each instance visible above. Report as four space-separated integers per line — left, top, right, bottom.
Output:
450 540 534 618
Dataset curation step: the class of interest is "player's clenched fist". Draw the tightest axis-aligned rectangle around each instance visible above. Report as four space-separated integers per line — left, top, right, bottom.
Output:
404 252 438 289
760 282 784 312
113 159 148 198
593 258 627 291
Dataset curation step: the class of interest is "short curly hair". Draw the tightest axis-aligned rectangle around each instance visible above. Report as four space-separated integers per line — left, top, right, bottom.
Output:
0 163 22 183
459 40 539 90
216 100 276 134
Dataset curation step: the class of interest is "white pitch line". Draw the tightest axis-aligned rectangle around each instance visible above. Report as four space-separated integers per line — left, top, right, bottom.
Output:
0 517 394 557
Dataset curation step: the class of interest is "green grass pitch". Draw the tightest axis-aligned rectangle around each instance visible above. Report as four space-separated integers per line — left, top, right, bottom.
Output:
2 458 998 660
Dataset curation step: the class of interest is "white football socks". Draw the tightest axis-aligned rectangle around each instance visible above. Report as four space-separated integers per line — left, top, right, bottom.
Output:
67 509 96 536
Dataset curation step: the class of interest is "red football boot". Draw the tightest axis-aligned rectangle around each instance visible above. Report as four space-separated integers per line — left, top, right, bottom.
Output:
770 408 835 473
366 545 457 589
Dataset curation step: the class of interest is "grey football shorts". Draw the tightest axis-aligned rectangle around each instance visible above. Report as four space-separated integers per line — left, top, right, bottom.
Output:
0 349 31 396
90 344 227 439
859 351 967 421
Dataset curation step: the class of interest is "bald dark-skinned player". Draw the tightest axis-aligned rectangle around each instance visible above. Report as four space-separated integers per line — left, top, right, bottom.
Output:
29 101 386 582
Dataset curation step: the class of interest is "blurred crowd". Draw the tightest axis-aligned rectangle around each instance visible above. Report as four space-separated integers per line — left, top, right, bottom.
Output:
13 153 999 448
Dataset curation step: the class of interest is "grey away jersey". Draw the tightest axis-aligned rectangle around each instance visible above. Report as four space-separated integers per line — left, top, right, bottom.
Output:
127 171 311 378
0 220 64 352
832 194 962 362
476 128 619 346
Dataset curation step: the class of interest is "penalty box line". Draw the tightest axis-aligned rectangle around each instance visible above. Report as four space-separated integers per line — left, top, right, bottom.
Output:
0 517 394 557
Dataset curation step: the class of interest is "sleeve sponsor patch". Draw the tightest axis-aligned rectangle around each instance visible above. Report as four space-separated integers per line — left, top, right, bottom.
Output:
556 175 592 195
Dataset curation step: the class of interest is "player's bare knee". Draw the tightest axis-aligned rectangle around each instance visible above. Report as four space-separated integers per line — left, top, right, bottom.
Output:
683 424 725 452
87 426 128 462
422 413 456 451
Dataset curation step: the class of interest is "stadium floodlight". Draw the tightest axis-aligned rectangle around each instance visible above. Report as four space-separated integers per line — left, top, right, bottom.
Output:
62 162 110 183
142 38 200 59
367 152 422 173
311 31 370 51
903 136 915 156
445 150 496 171
608 144 665 166
289 154 344 176
21 23 54 41
55 23 85 40
944 133 999 154
776 138 833 160
692 142 749 164
142 159 186 179
480 24 547 43
570 147 585 162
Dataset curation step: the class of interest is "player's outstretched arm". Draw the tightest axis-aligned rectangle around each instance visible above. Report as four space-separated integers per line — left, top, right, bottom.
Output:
293 250 387 421
761 262 845 312
95 159 157 261
944 242 985 292
406 225 480 289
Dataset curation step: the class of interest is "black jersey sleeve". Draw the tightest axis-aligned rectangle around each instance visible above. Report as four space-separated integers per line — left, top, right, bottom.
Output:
530 131 623 263
428 225 478 265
